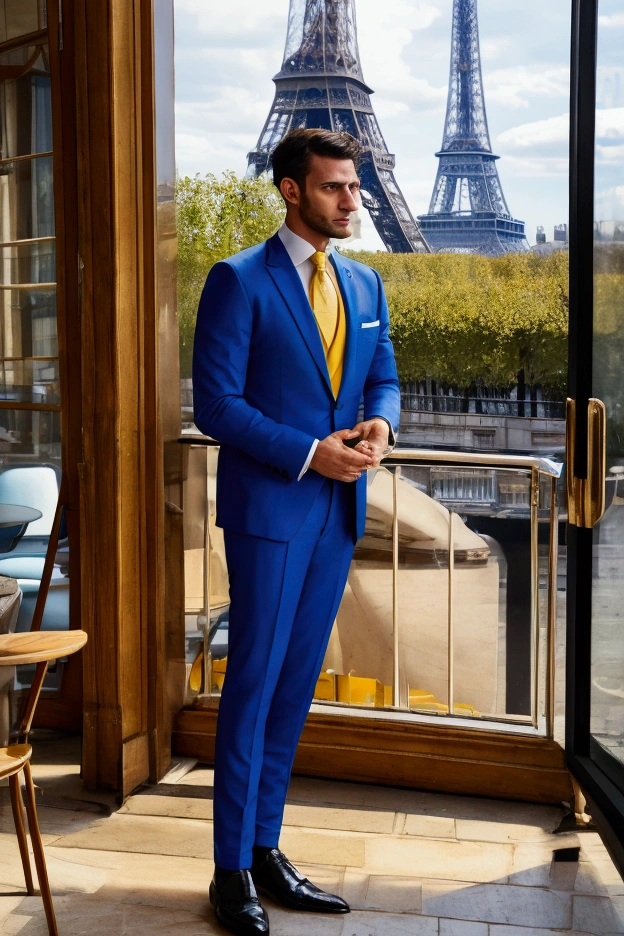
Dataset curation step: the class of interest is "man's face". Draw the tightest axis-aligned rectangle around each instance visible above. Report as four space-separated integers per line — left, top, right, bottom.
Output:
288 154 362 240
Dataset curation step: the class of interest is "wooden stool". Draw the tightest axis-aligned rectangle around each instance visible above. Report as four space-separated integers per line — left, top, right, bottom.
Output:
0 630 88 936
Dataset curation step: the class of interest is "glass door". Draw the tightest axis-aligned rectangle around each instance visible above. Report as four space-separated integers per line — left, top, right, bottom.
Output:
567 0 624 872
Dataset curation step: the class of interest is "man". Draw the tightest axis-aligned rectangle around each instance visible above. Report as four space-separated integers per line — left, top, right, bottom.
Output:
193 128 400 936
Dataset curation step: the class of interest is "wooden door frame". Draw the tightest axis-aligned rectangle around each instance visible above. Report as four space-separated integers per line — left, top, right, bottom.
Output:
50 0 181 795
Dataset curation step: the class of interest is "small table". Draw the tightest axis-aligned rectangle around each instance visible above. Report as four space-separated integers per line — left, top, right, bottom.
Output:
0 505 42 529
0 504 42 555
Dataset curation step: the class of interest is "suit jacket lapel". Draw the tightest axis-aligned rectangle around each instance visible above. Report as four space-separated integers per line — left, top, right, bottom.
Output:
265 234 333 397
331 251 358 404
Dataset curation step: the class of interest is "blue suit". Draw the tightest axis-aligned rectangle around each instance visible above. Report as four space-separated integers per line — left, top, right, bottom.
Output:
193 232 400 869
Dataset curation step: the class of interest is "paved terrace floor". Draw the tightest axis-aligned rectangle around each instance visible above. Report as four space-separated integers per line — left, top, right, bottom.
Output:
1 732 623 935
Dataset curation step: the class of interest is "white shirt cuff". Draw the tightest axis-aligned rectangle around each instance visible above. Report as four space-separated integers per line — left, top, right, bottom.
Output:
298 439 320 480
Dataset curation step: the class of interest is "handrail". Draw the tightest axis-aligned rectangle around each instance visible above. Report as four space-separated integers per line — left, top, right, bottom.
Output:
383 448 563 478
179 434 563 479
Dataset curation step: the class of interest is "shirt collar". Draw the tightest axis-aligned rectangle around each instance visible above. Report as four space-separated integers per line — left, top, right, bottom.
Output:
278 222 334 267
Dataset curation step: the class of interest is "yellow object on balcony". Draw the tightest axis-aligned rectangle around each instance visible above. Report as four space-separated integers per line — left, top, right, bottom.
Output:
454 702 481 716
189 651 204 693
314 671 337 701
409 688 438 706
336 673 384 707
211 657 227 694
408 687 480 716
409 688 446 712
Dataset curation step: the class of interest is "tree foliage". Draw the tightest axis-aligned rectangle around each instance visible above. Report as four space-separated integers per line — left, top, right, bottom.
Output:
176 171 285 376
175 171 572 394
593 244 624 455
344 250 570 396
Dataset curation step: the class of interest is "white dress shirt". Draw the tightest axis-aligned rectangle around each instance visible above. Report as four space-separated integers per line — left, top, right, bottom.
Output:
277 224 328 479
277 223 394 480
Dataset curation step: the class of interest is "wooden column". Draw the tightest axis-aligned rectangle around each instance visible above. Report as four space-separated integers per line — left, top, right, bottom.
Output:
57 0 181 794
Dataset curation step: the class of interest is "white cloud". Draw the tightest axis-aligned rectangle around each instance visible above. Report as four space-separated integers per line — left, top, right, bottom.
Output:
503 154 568 178
597 143 624 164
174 0 286 45
497 107 624 152
356 0 446 112
595 185 624 222
597 67 624 109
497 113 569 149
598 13 624 28
596 107 624 140
480 37 513 63
485 66 569 110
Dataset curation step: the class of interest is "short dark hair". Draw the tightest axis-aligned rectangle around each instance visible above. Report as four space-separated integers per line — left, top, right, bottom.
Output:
271 128 360 191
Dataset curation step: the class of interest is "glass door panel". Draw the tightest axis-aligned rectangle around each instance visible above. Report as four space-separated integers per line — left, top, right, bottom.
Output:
0 10 66 651
589 1 624 774
567 0 624 872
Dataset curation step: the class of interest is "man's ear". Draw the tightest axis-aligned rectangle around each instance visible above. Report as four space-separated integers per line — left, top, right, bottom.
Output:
279 176 300 206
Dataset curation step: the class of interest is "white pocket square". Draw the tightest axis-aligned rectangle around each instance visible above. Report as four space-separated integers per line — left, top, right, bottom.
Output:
361 320 380 329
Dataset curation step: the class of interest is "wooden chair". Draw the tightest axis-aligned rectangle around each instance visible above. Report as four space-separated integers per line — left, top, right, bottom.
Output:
0 630 88 936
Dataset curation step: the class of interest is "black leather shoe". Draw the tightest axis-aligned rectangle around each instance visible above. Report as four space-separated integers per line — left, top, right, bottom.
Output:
251 848 350 914
209 869 270 935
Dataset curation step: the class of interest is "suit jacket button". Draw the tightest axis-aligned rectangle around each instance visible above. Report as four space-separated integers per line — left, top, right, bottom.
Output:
335 403 343 410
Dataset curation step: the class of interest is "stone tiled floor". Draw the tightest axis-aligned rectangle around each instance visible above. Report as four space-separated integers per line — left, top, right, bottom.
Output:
1 732 623 935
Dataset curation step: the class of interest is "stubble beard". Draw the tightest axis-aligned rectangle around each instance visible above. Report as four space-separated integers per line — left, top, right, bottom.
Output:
298 191 353 240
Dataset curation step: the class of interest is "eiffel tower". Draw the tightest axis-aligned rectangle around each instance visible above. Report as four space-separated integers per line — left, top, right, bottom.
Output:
417 0 529 255
246 0 429 253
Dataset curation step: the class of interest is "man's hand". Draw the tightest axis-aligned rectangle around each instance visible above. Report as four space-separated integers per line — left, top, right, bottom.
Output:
310 429 374 482
351 418 391 468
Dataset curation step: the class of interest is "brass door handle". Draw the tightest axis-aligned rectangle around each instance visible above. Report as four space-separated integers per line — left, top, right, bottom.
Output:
566 397 607 528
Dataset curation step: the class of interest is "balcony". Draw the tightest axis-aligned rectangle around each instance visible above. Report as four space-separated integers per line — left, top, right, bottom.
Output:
175 436 570 803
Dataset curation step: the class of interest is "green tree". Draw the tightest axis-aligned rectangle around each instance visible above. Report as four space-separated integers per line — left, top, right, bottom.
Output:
175 170 571 397
176 171 285 376
344 249 569 397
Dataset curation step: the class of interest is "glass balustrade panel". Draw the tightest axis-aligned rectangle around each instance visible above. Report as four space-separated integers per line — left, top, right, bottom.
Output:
321 463 548 725
182 447 553 730
183 443 229 700
320 465 404 710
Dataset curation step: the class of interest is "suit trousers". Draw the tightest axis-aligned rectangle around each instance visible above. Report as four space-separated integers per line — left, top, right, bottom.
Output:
213 478 356 870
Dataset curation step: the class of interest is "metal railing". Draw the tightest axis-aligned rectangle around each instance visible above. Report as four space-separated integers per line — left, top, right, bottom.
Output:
400 392 566 419
180 435 562 738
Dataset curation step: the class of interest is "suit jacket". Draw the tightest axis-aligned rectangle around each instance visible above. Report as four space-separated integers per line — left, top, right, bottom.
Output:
192 231 400 542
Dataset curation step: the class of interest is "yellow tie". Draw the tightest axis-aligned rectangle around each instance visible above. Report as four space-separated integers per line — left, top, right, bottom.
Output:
309 251 346 396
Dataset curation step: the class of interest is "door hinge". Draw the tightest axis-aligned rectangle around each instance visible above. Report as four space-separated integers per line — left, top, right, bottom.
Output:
566 397 607 528
58 0 64 51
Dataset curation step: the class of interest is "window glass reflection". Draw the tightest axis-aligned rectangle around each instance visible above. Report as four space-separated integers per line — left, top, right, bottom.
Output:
0 357 58 406
0 156 55 242
0 1 46 44
0 46 51 159
0 240 55 285
590 0 624 767
0 284 57 352
0 408 60 462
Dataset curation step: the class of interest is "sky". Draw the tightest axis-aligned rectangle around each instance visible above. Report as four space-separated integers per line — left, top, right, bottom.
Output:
173 0 574 251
